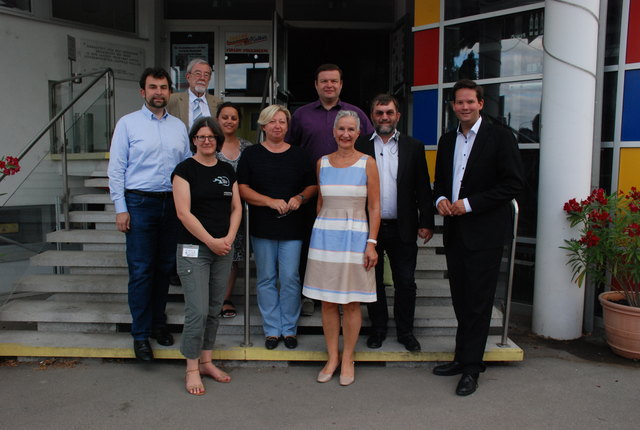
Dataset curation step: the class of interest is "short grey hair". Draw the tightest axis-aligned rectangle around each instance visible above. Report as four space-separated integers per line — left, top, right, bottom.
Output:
186 58 211 74
333 110 360 132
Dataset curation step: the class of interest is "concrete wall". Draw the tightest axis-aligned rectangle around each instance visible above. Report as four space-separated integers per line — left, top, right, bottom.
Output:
0 2 158 205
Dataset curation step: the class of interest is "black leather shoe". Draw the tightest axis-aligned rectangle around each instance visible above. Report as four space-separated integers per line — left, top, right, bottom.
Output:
398 334 421 352
133 340 153 361
265 336 280 350
433 361 464 376
283 336 298 349
456 373 479 396
366 333 386 349
151 326 174 346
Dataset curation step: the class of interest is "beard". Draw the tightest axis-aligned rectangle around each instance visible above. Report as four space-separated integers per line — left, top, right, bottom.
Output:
375 123 395 136
194 84 208 95
147 96 167 109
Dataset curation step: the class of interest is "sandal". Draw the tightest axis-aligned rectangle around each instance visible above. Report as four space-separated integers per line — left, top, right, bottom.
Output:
199 360 231 383
185 369 205 396
220 300 237 318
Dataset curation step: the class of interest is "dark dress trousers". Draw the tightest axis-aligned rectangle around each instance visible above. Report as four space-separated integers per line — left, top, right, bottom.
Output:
433 118 525 374
355 133 435 337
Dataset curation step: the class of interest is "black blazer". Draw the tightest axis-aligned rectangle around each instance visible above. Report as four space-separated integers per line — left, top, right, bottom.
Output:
356 132 435 243
433 118 525 250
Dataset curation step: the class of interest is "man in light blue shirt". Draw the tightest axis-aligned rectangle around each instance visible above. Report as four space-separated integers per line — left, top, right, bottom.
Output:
108 67 191 361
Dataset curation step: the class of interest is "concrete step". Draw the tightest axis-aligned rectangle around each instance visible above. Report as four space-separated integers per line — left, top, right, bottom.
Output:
84 178 109 188
0 330 523 362
0 299 502 333
65 211 115 223
71 194 112 205
47 229 125 244
416 254 447 271
31 251 126 267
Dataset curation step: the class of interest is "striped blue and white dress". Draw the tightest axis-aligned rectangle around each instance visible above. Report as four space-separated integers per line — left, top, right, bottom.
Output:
303 155 376 304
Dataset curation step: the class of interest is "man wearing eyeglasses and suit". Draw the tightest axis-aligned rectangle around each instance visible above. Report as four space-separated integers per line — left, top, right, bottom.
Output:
167 58 221 130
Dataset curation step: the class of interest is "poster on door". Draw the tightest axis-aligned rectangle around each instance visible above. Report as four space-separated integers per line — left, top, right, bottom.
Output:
225 33 269 54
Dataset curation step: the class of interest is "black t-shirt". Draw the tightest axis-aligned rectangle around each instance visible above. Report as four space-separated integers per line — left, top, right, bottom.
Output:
236 143 316 240
171 157 236 245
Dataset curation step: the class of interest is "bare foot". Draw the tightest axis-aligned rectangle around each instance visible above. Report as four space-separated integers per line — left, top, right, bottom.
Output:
199 361 231 383
185 369 205 395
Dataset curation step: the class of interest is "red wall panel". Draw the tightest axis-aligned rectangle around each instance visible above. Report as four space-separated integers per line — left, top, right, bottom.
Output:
413 29 439 86
627 0 640 63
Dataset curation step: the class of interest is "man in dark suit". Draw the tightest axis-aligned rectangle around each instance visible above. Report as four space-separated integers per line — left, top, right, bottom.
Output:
433 79 524 396
355 93 435 352
167 58 221 131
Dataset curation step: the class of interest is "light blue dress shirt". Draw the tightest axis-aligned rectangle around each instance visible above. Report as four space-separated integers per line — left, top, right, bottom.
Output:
107 104 191 214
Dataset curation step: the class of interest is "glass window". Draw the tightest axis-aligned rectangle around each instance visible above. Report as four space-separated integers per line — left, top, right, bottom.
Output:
51 0 135 33
0 0 30 12
224 32 270 97
445 0 541 20
170 32 215 93
284 0 394 22
165 0 274 20
601 71 617 142
599 147 613 194
443 80 542 141
604 0 622 66
443 9 544 82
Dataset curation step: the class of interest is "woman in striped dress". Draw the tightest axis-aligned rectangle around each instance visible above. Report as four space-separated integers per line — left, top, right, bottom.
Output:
303 110 380 386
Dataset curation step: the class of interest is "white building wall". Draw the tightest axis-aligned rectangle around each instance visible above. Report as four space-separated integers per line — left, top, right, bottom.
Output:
0 2 158 205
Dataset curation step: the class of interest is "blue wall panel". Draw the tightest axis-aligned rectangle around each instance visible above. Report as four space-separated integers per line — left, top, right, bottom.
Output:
412 89 438 146
622 69 640 141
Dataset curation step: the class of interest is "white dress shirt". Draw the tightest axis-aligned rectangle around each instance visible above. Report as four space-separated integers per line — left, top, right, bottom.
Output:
372 130 400 219
436 116 482 213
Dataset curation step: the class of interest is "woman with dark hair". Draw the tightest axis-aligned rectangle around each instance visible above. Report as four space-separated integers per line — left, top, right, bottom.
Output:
172 116 242 395
216 102 252 318
237 105 317 350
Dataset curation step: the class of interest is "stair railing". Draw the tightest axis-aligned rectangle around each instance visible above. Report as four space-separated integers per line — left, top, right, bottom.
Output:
0 68 115 233
500 199 520 346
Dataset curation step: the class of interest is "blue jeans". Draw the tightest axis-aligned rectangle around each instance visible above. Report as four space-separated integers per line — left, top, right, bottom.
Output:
177 244 232 359
250 236 302 337
125 192 177 340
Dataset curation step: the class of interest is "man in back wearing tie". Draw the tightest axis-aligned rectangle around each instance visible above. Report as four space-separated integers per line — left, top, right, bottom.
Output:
167 58 221 130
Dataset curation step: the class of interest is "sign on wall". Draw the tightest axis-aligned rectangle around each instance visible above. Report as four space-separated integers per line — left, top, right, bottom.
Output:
77 39 145 81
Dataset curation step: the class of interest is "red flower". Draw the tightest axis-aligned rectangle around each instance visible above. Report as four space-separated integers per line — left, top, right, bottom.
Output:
630 203 639 213
624 223 640 238
579 230 601 247
0 155 20 176
563 198 581 213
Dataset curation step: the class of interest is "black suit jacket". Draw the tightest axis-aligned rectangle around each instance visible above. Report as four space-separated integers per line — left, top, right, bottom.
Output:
356 132 435 243
433 118 525 250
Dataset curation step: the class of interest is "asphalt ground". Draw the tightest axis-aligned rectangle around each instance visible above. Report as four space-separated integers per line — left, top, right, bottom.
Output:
1 328 639 430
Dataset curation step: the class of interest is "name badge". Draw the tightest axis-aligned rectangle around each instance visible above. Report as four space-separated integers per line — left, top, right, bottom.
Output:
182 244 199 258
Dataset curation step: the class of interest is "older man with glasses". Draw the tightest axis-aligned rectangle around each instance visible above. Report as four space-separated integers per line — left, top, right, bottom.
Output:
167 58 222 131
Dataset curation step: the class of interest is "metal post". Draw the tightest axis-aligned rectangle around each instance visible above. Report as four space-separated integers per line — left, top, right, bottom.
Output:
241 202 252 347
500 199 519 346
60 115 70 231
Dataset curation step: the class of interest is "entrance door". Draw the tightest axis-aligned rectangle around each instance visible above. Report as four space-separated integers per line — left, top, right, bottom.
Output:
272 10 288 106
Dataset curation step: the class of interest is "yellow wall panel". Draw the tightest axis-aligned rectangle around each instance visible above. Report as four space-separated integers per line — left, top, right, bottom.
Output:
425 150 437 182
414 0 440 26
618 148 640 192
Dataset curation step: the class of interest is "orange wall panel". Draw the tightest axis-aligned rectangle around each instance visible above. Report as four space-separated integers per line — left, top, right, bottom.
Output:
618 148 640 193
414 0 440 27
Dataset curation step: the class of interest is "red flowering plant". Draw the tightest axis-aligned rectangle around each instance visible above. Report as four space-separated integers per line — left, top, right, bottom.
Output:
562 188 640 307
0 155 22 196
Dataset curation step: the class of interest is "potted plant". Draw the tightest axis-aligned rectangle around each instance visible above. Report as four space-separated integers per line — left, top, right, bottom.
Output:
562 187 640 359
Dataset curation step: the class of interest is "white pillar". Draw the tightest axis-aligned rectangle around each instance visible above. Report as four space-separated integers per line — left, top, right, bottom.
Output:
532 0 600 339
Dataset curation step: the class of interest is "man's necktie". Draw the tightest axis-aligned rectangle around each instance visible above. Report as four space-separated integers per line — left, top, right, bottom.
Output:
193 98 203 122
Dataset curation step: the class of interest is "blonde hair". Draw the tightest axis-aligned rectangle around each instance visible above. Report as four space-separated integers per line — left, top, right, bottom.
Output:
257 104 291 126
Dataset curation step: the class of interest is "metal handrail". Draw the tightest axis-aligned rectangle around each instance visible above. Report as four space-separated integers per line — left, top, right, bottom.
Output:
500 199 520 346
242 202 252 347
0 68 114 185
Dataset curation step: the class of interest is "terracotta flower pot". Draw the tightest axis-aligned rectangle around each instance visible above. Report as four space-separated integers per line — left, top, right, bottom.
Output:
598 291 640 359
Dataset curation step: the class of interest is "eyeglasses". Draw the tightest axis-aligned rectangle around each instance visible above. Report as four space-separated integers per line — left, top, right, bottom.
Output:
190 71 211 78
194 135 216 142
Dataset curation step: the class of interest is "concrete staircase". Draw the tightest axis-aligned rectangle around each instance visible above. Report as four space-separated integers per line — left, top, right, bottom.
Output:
0 164 523 362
